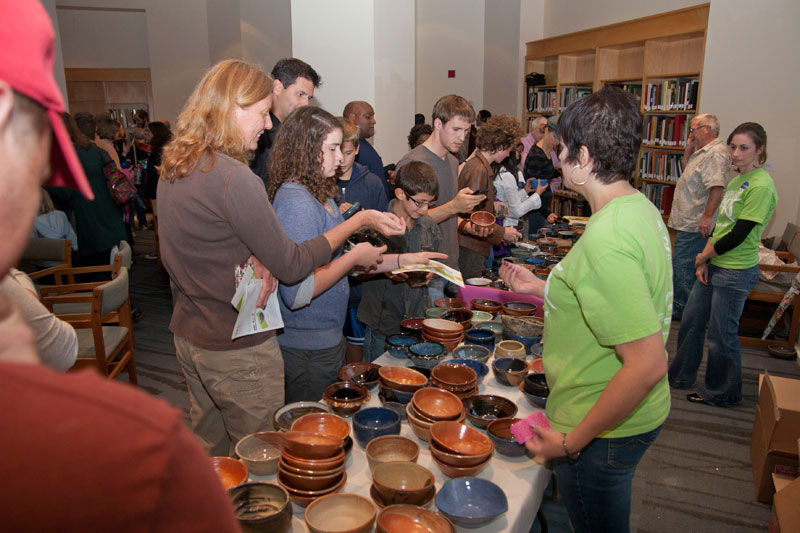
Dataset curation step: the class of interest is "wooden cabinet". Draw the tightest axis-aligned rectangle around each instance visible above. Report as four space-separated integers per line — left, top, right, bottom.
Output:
65 68 153 129
523 4 710 218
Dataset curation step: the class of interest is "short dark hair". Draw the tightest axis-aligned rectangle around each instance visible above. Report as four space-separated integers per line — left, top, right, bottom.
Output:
407 123 432 149
414 113 425 125
73 112 97 139
557 86 642 184
271 58 321 89
727 122 768 165
478 109 491 122
395 161 439 199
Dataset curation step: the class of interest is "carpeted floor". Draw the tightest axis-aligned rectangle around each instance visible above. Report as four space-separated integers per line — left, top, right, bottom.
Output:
127 229 799 532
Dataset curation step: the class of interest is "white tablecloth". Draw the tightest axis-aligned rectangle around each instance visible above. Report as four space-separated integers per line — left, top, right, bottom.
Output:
251 351 552 532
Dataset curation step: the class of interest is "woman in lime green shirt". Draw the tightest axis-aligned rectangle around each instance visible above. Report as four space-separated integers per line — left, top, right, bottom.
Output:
669 123 776 406
500 87 672 533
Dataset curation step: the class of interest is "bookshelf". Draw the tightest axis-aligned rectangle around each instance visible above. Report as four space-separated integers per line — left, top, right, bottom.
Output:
65 68 153 130
523 4 709 218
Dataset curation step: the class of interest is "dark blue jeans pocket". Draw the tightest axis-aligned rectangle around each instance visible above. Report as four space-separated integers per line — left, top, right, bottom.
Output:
607 426 662 469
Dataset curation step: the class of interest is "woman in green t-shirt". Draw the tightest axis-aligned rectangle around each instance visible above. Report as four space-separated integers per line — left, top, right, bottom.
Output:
501 87 672 533
669 123 777 407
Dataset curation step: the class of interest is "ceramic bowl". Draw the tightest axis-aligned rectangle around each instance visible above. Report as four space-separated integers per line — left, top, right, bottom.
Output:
470 210 496 229
379 399 407 421
463 394 518 430
440 309 473 331
278 465 346 492
370 484 435 511
452 344 491 364
323 381 370 416
435 478 508 528
211 456 249 490
469 310 493 323
522 372 550 397
430 363 477 392
229 482 293 533
428 437 493 468
304 493 376 533
378 366 428 392
338 362 381 389
502 332 541 355
235 431 285 476
524 256 546 266
473 320 503 337
429 451 491 478
273 401 333 432
429 421 494 457
281 449 345 472
376 504 455 533
530 343 544 359
385 333 419 359
486 417 528 457
448 359 489 383
400 317 425 337
465 277 491 287
372 461 436 506
421 318 464 339
353 407 401 447
492 357 529 387
489 280 507 290
425 307 448 319
500 315 544 337
494 340 526 360
510 247 531 260
408 366 432 380
405 405 433 442
291 413 351 442
501 301 537 317
379 385 415 405
278 458 345 478
345 227 395 253
407 342 447 370
519 381 547 408
534 268 551 280
433 297 467 309
421 333 463 355
282 474 347 508
412 387 463 421
282 431 344 460
464 328 496 348
365 435 420 473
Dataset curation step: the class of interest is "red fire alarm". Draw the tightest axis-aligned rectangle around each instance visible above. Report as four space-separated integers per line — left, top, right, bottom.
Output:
448 70 455 78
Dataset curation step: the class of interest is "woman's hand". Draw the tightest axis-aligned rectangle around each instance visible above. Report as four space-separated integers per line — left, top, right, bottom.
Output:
247 254 276 308
523 425 567 459
398 251 448 268
361 210 406 236
696 262 709 285
503 227 521 243
349 242 387 272
535 181 549 196
500 261 545 297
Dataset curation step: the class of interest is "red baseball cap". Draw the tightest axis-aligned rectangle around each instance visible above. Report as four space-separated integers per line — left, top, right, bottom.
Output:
0 0 93 199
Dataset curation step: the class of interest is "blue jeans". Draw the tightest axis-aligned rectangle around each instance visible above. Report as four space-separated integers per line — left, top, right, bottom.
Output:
363 327 387 363
555 425 662 533
668 264 759 406
671 230 707 319
527 211 548 239
427 277 447 303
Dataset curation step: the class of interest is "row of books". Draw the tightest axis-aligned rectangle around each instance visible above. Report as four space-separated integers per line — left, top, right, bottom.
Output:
604 82 642 101
643 78 699 111
638 151 683 181
558 86 592 111
526 87 557 113
108 107 147 129
641 183 675 215
642 113 694 147
551 196 586 217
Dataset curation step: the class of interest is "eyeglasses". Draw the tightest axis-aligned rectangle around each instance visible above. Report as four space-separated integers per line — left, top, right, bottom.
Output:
689 125 709 134
406 193 436 209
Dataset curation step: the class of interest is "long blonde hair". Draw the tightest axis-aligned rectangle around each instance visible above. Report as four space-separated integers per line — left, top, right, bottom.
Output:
161 60 272 181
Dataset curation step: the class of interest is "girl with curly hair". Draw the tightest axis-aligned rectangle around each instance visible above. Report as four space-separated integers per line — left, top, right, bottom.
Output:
268 106 445 402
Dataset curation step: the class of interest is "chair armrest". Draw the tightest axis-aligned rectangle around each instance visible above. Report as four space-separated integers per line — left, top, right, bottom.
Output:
27 263 68 280
39 281 106 297
758 264 800 274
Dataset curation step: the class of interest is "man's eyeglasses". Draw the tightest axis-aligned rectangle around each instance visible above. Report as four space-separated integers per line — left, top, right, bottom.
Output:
406 193 435 209
689 125 709 134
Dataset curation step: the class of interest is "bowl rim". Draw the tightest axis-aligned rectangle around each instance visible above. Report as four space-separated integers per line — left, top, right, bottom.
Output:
372 461 436 493
353 406 402 429
365 435 420 462
429 421 494 456
435 477 508 519
376 504 456 532
304 491 376 531
234 431 285 462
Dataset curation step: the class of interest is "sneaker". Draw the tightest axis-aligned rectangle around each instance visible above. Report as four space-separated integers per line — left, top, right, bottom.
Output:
144 253 158 260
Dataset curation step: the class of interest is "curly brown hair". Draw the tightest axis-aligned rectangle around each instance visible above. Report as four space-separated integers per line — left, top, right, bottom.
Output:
475 114 523 153
267 106 342 204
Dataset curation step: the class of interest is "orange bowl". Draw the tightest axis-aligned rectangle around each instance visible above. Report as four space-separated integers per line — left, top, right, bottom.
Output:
283 431 344 459
378 366 428 392
429 421 493 457
292 413 351 441
210 456 248 490
412 387 463 421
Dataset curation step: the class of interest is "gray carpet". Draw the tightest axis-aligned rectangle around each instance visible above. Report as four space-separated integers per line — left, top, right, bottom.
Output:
127 229 799 532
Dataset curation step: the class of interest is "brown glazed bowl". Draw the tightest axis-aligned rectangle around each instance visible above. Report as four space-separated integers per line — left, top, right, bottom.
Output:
501 301 537 317
492 357 529 387
378 366 429 392
494 340 526 360
429 421 494 457
429 437 493 468
365 435 420 473
282 431 344 460
372 461 437 506
338 362 382 388
304 493 377 533
280 472 348 508
400 317 425 337
430 363 477 392
323 381 370 417
211 456 249 491
421 318 464 338
421 333 464 354
291 413 351 441
278 464 346 492
412 387 464 421
281 448 345 471
486 417 528 458
376 504 456 533
470 298 503 314
430 451 491 478
433 297 467 309
228 482 293 533
470 210 496 229
278 458 345 478
440 309 474 331
462 394 519 430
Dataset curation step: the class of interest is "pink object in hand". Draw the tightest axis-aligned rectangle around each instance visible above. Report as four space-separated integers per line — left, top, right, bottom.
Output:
510 412 552 445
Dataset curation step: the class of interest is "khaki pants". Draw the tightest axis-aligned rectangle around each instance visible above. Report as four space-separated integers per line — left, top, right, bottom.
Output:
174 334 284 456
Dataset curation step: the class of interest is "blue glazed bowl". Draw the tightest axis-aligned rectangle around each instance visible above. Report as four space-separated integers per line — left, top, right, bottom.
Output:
519 386 548 408
449 359 489 383
408 342 447 370
524 256 546 266
385 333 419 359
379 385 415 405
492 357 529 387
452 344 491 364
436 477 508 528
487 417 528 457
502 332 541 355
464 328 496 349
473 321 503 337
530 342 543 358
352 407 401 447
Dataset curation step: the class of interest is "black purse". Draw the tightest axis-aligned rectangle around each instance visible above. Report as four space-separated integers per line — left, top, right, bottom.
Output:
526 72 547 87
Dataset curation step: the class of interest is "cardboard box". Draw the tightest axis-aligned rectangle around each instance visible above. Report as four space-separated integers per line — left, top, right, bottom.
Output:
771 472 800 532
750 373 800 503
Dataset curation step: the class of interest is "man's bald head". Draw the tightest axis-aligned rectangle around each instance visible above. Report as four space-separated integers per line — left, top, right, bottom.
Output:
343 101 375 139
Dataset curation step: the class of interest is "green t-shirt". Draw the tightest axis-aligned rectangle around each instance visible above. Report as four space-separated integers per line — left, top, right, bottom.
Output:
710 168 777 270
543 192 672 438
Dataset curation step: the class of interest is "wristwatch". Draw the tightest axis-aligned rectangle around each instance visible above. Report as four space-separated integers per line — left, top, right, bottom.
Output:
561 433 580 462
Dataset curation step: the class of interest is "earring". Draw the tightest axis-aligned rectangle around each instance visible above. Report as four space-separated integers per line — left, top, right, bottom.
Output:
572 164 589 186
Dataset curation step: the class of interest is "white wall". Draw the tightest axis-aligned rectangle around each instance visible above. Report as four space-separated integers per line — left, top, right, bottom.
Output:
517 0 545 121
207 0 243 64
41 0 68 105
56 7 149 68
542 0 699 37
240 0 293 71
415 0 485 118
483 0 521 118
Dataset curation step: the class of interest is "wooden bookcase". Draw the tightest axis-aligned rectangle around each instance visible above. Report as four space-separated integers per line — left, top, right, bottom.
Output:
523 4 709 218
65 68 153 129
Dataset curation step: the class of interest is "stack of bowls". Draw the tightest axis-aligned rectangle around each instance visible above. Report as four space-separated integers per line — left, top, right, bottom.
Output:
430 362 478 399
421 318 464 353
492 357 529 387
229 482 293 533
520 372 549 408
278 431 347 507
435 477 508 528
408 341 448 369
405 391 466 443
273 401 332 432
211 456 249 490
376 504 456 533
338 362 381 389
486 417 528 457
352 407 401 447
291 413 351 445
428 422 494 478
448 358 489 384
400 317 425 337
322 381 370 417
433 297 466 309
378 366 428 405
462 395 518 429
304 493 377 533
440 309 473 332
494 340 526 360
365 435 420 473
385 333 419 359
235 431 286 476
371 461 437 508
